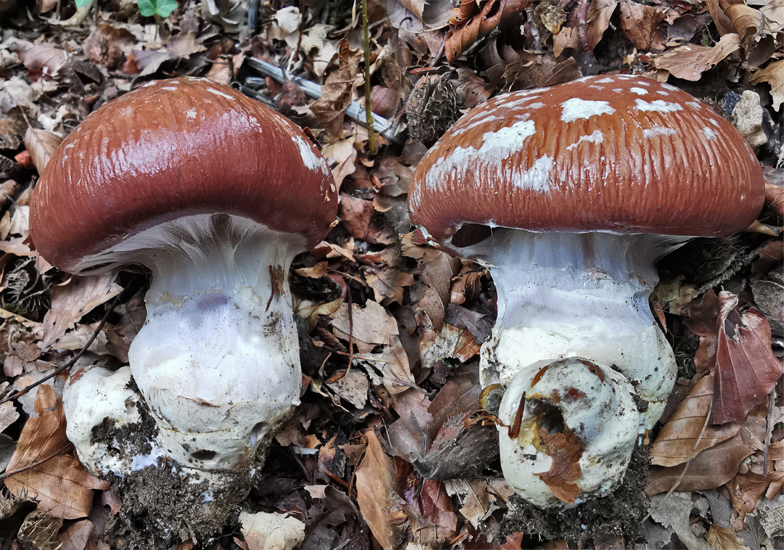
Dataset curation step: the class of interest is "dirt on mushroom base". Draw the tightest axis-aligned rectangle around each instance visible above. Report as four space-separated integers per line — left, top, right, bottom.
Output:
501 444 650 545
88 382 257 549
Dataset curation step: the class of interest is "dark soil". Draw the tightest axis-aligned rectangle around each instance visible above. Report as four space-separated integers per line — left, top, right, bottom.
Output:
501 444 650 547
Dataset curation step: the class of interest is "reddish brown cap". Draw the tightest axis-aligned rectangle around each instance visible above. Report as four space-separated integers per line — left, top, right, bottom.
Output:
408 75 766 241
31 77 337 272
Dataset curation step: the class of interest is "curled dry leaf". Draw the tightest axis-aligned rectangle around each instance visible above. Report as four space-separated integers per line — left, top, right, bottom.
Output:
646 405 766 495
619 0 666 51
311 40 363 138
41 274 123 351
445 0 532 62
5 385 110 519
535 428 584 503
239 511 305 550
650 373 742 468
726 441 784 518
752 60 784 111
711 292 783 425
654 33 741 81
24 126 62 175
356 430 404 550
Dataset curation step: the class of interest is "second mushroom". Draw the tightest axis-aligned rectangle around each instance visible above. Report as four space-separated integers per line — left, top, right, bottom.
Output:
408 75 766 507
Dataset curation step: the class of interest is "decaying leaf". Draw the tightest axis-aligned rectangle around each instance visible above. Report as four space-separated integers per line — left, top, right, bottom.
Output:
5 385 110 519
311 40 363 137
654 34 741 81
619 0 666 51
24 126 62 175
239 511 305 550
41 274 123 351
752 59 784 111
445 0 531 62
535 428 583 503
55 519 95 550
712 292 783 425
651 374 742 467
355 430 404 550
706 524 747 550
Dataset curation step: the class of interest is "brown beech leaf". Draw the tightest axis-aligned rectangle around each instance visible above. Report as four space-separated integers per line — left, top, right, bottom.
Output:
311 40 362 138
706 525 746 550
365 266 415 305
684 290 721 374
5 386 110 519
535 428 583 503
56 519 95 550
654 33 741 81
752 60 784 111
711 292 783 425
83 23 135 69
586 0 619 49
646 406 766 495
41 274 123 351
650 373 742 467
13 41 68 77
619 0 666 51
24 126 63 175
445 0 532 62
355 430 404 550
420 479 458 538
704 0 737 36
726 441 784 517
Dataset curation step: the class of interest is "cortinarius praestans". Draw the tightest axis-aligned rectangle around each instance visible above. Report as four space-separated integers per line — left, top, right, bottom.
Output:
408 74 765 506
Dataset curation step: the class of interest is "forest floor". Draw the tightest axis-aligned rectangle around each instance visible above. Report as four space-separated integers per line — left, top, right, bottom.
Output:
1 0 784 548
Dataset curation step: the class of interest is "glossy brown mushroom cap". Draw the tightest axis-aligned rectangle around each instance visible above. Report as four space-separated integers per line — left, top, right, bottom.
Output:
30 77 337 272
408 75 766 241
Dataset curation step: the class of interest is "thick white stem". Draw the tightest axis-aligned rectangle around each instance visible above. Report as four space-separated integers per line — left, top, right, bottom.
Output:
65 214 305 474
466 230 678 429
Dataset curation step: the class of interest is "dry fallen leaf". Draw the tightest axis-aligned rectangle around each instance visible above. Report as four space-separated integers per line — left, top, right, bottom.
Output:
445 0 531 62
752 59 784 111
356 430 404 550
619 0 666 51
5 385 110 519
650 373 742 467
239 511 305 550
24 126 62 175
535 428 583 503
56 519 95 550
83 23 135 68
311 40 363 137
41 274 123 351
654 34 741 81
705 524 747 550
711 292 783 425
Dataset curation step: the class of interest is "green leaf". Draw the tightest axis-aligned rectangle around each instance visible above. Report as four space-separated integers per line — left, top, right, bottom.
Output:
74 0 91 7
136 0 178 17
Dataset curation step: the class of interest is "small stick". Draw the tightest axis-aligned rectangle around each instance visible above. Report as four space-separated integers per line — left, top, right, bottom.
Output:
361 0 376 153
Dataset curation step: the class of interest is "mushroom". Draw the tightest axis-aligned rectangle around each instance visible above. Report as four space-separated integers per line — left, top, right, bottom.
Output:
30 78 337 479
408 75 766 506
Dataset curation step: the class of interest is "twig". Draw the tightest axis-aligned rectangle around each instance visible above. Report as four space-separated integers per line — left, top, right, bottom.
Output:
0 442 72 480
0 295 121 406
361 0 376 153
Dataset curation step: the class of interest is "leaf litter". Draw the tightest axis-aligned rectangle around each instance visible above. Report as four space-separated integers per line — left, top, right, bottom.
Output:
1 0 784 547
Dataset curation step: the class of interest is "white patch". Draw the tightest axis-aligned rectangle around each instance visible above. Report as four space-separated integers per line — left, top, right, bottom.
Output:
561 98 616 123
589 85 605 90
510 156 554 193
527 102 545 109
686 101 703 110
642 127 676 138
616 74 635 79
630 87 648 96
161 86 178 91
709 118 720 127
454 114 502 135
425 120 540 192
661 83 679 92
206 87 235 100
186 108 197 120
567 130 604 150
613 88 623 93
635 99 683 113
596 78 615 84
64 142 76 150
143 81 157 88
498 95 543 110
657 91 670 96
291 135 328 174
701 127 718 140
635 80 651 86
481 119 537 150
